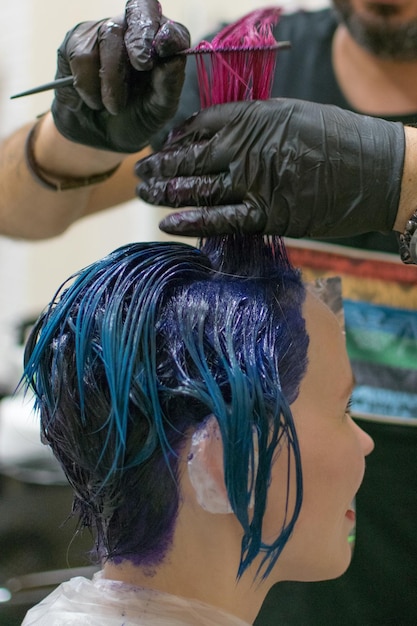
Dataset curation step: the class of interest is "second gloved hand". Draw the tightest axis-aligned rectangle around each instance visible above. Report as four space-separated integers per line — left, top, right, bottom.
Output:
136 98 405 238
52 0 190 153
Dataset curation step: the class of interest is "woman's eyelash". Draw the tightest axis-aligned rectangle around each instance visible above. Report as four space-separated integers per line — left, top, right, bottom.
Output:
345 397 353 415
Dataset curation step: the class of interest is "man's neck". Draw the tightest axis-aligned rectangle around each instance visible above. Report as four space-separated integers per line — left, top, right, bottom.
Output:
332 24 417 116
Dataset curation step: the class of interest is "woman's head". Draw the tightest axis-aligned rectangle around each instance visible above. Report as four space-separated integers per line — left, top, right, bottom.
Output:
23 235 308 580
23 234 373 587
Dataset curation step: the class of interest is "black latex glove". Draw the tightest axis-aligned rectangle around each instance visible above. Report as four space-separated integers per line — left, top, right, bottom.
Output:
136 98 405 237
51 0 190 153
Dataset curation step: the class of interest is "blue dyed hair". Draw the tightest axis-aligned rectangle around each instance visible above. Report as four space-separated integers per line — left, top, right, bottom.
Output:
23 235 308 579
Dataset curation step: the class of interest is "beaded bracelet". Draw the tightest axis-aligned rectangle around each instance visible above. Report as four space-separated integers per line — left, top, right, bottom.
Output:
25 118 120 191
399 209 417 264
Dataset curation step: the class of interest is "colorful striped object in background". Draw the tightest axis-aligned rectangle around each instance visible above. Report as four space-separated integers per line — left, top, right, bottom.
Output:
287 239 417 422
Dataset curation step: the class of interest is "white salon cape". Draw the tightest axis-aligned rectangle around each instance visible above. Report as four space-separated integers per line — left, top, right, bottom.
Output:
22 570 251 625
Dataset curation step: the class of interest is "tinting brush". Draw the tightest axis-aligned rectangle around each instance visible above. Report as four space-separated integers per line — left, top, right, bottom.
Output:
10 41 290 100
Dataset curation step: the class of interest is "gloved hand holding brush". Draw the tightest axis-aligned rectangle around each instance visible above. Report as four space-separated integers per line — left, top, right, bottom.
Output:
52 0 190 152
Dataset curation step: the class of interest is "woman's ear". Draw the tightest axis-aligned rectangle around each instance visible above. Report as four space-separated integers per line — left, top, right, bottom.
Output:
187 415 233 514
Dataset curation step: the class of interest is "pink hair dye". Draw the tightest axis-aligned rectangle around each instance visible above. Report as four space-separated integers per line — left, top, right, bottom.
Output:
194 7 282 107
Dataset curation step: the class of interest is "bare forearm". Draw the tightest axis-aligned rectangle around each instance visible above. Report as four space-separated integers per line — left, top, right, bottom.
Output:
0 113 141 240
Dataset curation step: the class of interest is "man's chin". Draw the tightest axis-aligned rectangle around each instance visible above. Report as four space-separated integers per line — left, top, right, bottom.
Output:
334 3 417 60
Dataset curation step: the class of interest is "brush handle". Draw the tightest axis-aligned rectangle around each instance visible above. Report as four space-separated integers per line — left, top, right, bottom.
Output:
10 42 290 100
11 76 74 99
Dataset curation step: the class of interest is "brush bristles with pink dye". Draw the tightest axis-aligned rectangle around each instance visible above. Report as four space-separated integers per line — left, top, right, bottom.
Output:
194 7 282 107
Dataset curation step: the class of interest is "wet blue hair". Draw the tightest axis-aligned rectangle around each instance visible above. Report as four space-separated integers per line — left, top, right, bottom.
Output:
23 235 308 580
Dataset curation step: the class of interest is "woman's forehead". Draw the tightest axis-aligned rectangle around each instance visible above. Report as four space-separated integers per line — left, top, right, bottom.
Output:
301 291 353 399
